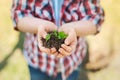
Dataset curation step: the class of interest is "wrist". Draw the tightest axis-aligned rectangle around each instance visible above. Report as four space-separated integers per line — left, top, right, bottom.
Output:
37 19 51 33
64 22 77 35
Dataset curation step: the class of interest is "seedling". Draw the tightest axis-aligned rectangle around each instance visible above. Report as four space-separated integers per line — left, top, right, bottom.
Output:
45 30 68 41
46 34 51 41
57 31 68 39
42 30 68 51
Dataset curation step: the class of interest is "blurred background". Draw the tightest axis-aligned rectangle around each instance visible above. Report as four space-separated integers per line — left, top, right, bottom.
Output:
0 0 120 80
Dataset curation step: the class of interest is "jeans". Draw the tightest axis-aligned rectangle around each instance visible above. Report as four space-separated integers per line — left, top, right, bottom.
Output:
28 66 80 80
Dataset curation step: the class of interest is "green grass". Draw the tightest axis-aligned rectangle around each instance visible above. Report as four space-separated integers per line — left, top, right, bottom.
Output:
0 0 120 80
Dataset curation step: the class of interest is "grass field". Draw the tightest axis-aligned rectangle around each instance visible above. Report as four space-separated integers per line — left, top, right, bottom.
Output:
0 0 120 80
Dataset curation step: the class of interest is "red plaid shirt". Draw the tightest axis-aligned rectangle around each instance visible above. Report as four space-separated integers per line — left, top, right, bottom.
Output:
11 0 104 79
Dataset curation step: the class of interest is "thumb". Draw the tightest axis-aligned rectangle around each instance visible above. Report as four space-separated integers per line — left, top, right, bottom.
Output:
42 31 47 39
46 23 58 32
38 27 47 39
65 33 74 45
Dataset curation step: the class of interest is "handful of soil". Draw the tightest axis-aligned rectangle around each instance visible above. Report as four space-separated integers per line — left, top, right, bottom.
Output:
41 30 68 51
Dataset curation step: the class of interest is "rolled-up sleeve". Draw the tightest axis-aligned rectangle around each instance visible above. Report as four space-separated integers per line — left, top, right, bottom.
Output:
11 0 35 30
79 0 105 33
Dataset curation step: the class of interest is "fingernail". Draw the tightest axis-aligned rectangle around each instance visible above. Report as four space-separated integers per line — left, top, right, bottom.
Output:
58 48 61 52
65 41 69 45
61 44 64 47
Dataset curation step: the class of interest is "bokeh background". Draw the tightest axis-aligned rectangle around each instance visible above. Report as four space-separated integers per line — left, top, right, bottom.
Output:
0 0 120 80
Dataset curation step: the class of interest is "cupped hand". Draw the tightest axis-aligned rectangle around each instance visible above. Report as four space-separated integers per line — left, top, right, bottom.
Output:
37 20 58 55
57 23 77 58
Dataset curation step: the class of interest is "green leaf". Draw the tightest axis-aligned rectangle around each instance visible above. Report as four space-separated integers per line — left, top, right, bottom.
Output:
53 30 58 37
46 34 51 41
58 31 68 39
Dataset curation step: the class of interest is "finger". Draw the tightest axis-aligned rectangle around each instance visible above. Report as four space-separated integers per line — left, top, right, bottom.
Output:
61 44 72 53
69 39 77 50
59 48 70 56
57 54 64 58
38 27 47 39
40 47 51 54
64 33 74 45
50 48 56 53
54 52 59 56
38 37 43 48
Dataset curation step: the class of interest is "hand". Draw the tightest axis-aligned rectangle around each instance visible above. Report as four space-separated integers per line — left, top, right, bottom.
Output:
57 23 77 58
37 20 58 55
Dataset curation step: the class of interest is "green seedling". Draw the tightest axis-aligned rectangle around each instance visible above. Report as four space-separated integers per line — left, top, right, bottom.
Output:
58 31 68 39
52 30 58 37
43 30 68 51
45 31 68 41
46 34 51 41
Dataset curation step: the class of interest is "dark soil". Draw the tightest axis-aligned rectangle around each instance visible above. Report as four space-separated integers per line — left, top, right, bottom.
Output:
41 31 65 51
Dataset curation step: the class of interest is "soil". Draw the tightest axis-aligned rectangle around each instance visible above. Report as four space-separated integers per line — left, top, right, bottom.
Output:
41 31 65 51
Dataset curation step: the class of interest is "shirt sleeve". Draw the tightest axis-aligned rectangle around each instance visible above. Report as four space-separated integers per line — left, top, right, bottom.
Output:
11 0 35 30
80 0 105 33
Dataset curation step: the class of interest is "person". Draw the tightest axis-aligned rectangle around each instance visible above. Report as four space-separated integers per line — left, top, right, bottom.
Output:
11 0 104 80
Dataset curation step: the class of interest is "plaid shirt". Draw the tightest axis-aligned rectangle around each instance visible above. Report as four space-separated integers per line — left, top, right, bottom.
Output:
11 0 104 79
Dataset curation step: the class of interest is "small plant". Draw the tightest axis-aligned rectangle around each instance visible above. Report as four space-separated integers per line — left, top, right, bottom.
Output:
41 30 68 51
57 31 68 39
46 34 51 41
45 30 68 41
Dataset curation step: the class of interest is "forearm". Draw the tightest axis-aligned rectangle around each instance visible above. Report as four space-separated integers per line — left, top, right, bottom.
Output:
17 17 40 33
69 20 97 37
17 17 53 34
